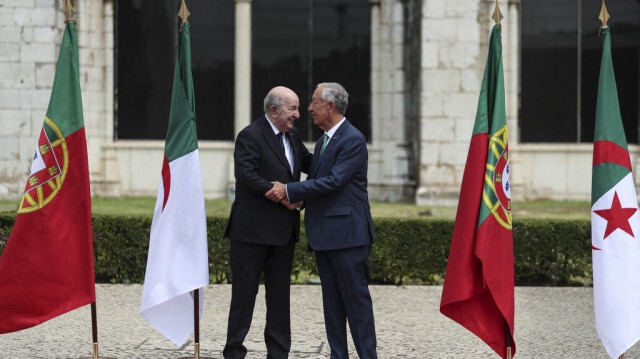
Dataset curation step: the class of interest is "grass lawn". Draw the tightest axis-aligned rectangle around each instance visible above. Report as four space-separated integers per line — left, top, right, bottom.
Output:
0 196 591 220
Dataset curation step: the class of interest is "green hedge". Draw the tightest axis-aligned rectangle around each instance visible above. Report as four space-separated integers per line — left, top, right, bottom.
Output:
0 214 592 286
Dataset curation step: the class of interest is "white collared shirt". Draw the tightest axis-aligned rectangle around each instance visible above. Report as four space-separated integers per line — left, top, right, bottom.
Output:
324 117 346 144
265 115 293 173
284 117 347 201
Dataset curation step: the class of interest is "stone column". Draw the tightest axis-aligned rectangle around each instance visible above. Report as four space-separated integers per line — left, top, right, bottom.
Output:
370 0 381 143
103 0 114 143
97 0 121 196
234 0 251 139
367 0 416 202
506 0 519 145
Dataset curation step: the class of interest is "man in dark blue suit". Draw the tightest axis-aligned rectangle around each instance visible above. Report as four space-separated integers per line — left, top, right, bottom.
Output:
267 82 378 359
224 86 312 359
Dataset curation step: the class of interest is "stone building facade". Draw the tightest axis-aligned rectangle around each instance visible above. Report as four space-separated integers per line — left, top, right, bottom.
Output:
0 0 638 204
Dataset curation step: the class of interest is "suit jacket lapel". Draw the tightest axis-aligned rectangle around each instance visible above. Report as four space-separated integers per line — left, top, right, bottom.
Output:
310 136 323 178
260 118 292 176
287 132 300 179
311 120 350 178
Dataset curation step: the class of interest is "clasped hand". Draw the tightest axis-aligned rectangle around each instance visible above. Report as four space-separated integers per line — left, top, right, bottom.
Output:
265 181 301 210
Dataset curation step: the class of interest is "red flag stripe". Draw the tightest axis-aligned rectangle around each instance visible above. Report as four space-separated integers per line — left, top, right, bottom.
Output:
161 153 171 211
0 129 95 334
593 140 632 171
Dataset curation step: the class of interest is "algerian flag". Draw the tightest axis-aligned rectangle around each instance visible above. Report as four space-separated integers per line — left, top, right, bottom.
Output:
140 20 209 346
591 26 640 359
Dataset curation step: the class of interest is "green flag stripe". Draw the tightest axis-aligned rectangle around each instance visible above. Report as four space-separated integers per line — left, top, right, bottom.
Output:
593 28 628 148
591 27 631 205
472 25 504 137
477 25 507 226
165 22 198 162
592 164 630 205
46 22 84 137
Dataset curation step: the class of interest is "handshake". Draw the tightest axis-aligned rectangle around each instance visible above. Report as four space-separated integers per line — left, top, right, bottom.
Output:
265 181 302 210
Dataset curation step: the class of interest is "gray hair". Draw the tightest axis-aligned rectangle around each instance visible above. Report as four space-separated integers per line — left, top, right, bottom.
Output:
263 91 283 114
318 82 348 115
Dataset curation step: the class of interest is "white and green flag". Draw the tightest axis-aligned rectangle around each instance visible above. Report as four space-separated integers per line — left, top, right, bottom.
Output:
140 21 209 346
591 27 640 358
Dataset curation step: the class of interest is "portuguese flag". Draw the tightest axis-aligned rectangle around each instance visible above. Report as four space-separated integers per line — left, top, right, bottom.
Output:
140 21 209 346
440 24 515 358
591 27 640 359
0 22 95 333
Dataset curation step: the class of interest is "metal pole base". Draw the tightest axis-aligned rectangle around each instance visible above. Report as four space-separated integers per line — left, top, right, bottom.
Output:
77 343 116 359
178 342 214 359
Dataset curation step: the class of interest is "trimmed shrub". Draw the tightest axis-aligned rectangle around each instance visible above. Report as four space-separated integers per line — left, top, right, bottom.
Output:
513 219 591 286
0 214 592 286
370 218 452 284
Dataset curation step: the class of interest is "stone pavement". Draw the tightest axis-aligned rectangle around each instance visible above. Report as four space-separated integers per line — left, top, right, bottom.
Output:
1 284 638 358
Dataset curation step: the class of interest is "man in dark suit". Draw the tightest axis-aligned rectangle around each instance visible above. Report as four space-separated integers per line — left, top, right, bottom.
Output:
267 82 378 359
223 86 312 359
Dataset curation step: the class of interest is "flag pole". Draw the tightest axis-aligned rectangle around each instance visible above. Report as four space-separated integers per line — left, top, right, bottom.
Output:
493 7 513 359
598 2 622 359
179 5 196 357
194 289 201 359
505 321 512 359
62 3 114 359
178 289 213 359
175 4 211 358
91 302 98 359
79 301 115 359
173 2 210 354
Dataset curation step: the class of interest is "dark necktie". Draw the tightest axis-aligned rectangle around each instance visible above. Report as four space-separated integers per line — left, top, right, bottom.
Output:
277 132 285 149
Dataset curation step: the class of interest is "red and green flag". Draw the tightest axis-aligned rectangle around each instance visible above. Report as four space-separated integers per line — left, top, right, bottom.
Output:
0 21 95 333
440 24 515 358
139 20 209 346
591 26 640 359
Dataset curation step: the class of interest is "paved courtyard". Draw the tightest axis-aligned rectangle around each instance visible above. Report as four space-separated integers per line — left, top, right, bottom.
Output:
1 284 637 358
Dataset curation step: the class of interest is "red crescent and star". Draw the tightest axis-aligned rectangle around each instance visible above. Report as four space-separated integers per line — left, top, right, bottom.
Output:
593 191 637 242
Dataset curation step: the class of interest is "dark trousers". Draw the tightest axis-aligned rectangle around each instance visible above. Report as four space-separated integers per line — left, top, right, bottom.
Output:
223 239 296 359
315 245 378 359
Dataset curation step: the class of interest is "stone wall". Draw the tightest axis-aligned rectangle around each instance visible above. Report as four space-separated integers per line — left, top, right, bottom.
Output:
0 0 111 199
0 0 616 204
0 0 61 198
416 0 523 205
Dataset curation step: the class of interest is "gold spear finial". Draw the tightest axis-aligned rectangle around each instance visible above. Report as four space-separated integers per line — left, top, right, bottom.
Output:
64 0 75 22
599 0 610 28
179 0 190 24
492 0 503 24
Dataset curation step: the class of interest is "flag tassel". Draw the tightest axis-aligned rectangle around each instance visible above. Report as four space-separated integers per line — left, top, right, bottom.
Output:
619 354 624 359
